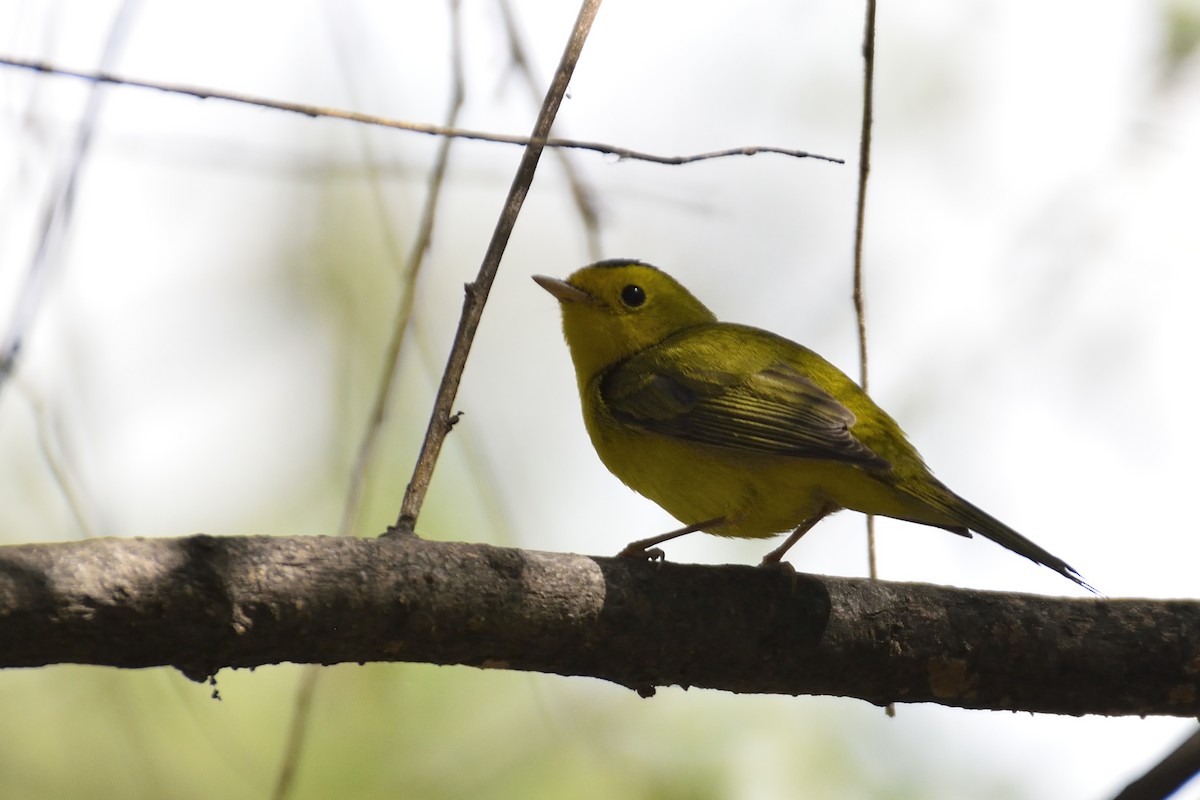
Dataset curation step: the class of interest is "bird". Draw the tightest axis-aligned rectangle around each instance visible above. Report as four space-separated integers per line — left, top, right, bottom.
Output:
533 259 1091 591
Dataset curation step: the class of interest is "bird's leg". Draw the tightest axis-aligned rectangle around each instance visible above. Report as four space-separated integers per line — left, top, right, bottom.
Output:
617 517 726 560
758 504 837 567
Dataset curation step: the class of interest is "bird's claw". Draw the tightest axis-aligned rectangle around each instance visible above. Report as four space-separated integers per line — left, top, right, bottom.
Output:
757 557 794 572
618 545 666 561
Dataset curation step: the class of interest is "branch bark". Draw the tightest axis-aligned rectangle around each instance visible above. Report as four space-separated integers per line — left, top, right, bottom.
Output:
0 533 1194 716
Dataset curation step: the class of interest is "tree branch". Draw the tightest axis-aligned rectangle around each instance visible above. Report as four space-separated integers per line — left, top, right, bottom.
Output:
395 0 602 529
1114 726 1200 800
0 534 1195 717
0 55 843 167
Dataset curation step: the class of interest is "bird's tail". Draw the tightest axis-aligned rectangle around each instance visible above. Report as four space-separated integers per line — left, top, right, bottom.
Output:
949 493 1095 593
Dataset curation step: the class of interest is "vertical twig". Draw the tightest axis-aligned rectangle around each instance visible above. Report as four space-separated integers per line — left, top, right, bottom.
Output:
852 0 878 577
393 0 604 533
853 0 891 719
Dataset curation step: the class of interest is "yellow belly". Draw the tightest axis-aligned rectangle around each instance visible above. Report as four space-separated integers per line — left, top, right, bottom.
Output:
585 407 957 539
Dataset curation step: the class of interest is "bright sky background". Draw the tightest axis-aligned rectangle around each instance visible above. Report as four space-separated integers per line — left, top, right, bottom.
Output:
2 1 1200 798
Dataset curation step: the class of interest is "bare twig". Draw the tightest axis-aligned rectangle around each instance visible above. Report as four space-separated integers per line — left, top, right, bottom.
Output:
1113 726 1200 800
595 143 841 165
853 0 885 717
0 55 843 167
333 4 468 545
271 5 469 798
270 667 321 800
29 390 97 539
853 1 878 577
0 2 141 397
496 0 604 258
392 0 604 532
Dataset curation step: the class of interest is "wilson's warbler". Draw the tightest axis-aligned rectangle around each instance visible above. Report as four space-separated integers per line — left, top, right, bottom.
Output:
534 259 1090 590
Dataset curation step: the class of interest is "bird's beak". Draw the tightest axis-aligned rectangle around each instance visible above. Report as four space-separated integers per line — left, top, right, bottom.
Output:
533 275 594 304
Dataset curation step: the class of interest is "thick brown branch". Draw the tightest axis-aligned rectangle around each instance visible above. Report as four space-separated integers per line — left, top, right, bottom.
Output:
0 534 1195 716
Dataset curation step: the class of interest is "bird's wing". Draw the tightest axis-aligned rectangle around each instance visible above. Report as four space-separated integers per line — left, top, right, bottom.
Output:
600 351 890 469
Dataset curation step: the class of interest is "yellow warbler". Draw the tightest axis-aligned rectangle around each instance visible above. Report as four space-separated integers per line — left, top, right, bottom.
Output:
534 260 1090 590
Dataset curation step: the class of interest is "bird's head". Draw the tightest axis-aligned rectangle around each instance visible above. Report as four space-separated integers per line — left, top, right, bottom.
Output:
534 260 717 380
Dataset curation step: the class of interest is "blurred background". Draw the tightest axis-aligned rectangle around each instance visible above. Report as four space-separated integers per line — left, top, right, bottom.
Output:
2 0 1199 798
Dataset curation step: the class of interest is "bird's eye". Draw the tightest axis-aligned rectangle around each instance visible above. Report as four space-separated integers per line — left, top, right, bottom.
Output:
620 284 646 307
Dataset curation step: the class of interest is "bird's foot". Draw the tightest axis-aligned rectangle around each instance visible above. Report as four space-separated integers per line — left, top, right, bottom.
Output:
617 543 666 561
757 555 796 572
757 556 802 594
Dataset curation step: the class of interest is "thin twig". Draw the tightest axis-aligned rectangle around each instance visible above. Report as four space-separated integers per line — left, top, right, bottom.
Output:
333 1 468 544
270 5 469 798
853 0 887 717
0 55 842 167
1113 726 1200 800
496 0 604 258
0 3 141 397
393 0 604 532
853 0 877 576
23 384 97 538
269 667 321 800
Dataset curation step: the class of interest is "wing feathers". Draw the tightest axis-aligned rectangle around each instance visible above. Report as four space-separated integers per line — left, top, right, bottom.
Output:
601 356 889 469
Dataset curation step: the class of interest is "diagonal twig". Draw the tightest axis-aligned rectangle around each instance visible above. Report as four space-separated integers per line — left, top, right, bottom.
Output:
1112 726 1200 800
332 1 468 545
0 3 141 397
269 3 472 798
391 0 605 533
0 55 842 167
496 0 604 258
